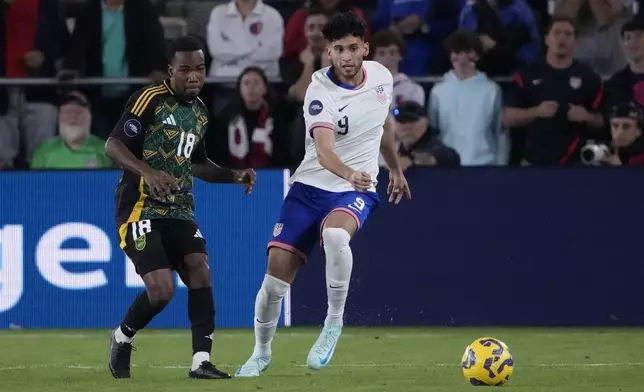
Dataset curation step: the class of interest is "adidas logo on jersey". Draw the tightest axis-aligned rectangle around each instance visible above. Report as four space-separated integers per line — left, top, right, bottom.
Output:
194 229 203 239
163 115 177 126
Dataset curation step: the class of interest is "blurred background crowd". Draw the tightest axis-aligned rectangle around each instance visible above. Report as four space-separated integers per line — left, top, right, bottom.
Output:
2 0 644 171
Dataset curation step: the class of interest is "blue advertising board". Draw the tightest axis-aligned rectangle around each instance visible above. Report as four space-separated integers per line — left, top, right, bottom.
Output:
4 167 644 329
0 169 287 329
292 168 644 327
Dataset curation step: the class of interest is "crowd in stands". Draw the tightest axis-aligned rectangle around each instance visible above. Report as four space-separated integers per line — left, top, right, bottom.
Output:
1 0 644 170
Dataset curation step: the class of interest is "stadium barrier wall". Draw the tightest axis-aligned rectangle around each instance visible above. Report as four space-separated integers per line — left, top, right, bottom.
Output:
3 168 644 329
292 167 644 327
0 169 287 329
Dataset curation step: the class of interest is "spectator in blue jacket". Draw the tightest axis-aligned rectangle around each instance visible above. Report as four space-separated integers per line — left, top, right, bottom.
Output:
373 0 466 76
460 0 540 76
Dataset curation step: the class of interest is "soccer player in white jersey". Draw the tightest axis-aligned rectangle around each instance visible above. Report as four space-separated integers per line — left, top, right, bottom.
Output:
235 12 411 377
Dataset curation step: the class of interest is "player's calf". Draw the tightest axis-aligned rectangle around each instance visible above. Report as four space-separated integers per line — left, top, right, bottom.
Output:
306 226 353 370
253 274 290 356
181 253 230 378
321 227 353 327
234 275 288 378
236 249 297 378
110 270 175 379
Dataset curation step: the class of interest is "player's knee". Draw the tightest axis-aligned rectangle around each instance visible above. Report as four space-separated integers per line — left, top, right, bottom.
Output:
147 280 175 308
322 228 351 250
266 248 301 284
184 254 211 289
260 274 290 301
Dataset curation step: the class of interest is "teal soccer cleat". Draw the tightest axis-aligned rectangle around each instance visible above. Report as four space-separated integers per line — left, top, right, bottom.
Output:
235 354 271 378
306 324 343 370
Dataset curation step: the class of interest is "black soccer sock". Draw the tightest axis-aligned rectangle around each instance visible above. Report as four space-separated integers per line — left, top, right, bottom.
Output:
121 291 165 336
188 287 215 355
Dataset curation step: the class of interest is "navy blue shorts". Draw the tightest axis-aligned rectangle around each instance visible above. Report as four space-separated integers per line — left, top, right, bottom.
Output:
267 182 379 261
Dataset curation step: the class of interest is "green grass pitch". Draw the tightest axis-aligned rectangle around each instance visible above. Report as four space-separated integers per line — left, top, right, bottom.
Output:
0 327 642 391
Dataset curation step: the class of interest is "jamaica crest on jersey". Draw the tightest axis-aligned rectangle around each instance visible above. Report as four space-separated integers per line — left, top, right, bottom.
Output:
375 85 387 104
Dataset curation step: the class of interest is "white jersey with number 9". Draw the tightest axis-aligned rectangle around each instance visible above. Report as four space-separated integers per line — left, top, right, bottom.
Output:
289 60 394 193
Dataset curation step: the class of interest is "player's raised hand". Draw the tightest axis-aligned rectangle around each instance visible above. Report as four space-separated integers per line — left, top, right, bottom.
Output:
143 169 179 199
348 171 372 192
387 171 411 204
234 169 257 195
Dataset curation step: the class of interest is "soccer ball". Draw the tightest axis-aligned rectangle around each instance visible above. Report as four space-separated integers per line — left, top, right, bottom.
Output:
461 337 514 386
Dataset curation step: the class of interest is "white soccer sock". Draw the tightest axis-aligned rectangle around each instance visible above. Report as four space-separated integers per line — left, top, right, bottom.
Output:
322 228 353 327
114 326 134 344
191 351 210 371
253 274 290 356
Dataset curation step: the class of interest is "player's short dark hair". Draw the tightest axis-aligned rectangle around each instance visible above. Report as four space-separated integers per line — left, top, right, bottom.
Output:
322 11 366 42
167 36 204 61
444 30 484 57
370 30 406 57
546 15 578 36
622 17 644 36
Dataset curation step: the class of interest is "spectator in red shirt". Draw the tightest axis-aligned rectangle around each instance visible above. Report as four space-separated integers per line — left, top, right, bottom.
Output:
0 0 69 170
280 6 331 103
283 0 370 59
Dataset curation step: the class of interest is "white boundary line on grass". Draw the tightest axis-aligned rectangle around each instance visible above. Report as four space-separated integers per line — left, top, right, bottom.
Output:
2 362 644 372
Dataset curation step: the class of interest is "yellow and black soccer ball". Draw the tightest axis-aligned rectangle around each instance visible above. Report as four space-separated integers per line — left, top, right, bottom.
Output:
461 337 514 386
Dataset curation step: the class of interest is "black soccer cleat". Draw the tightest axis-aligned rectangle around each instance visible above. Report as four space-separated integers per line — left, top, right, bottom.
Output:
109 330 135 379
188 361 232 379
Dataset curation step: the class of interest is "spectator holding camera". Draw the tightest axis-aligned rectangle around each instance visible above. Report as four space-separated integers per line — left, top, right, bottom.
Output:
583 102 644 165
394 101 461 170
504 16 605 166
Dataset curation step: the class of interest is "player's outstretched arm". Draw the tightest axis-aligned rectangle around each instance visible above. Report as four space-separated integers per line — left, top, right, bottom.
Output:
379 114 411 204
313 127 371 192
192 158 257 194
379 114 403 174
